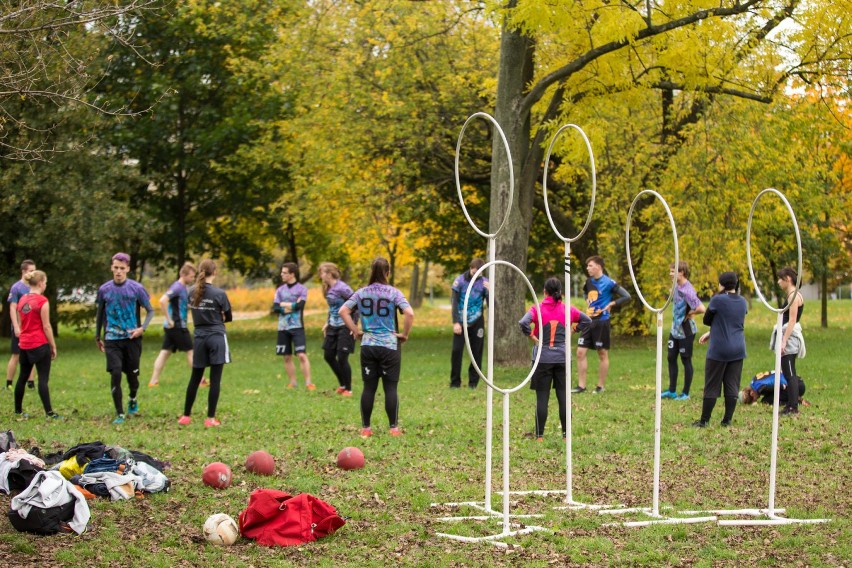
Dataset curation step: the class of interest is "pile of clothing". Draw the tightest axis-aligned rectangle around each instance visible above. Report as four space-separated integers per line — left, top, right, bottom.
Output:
0 430 170 535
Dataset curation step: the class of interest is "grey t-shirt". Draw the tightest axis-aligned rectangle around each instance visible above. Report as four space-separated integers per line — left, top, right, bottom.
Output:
704 292 747 361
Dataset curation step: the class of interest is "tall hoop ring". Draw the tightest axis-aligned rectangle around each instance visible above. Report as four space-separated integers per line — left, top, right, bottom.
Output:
746 188 802 313
463 260 542 394
625 190 679 314
454 112 514 239
542 124 597 243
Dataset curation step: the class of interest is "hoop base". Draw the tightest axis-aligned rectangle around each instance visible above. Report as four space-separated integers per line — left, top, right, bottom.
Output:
436 523 549 548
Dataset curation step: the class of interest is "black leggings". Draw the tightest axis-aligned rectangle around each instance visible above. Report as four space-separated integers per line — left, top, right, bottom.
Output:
780 354 800 411
16 344 53 415
110 370 139 416
667 351 694 395
183 364 223 418
324 347 351 391
535 387 566 437
360 377 399 428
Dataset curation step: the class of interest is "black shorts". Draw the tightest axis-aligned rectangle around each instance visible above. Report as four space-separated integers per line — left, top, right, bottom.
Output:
577 319 611 350
530 362 566 392
703 358 744 398
104 338 143 375
276 329 306 356
10 332 20 355
667 333 695 359
322 325 355 354
193 333 231 367
162 327 193 353
360 345 401 383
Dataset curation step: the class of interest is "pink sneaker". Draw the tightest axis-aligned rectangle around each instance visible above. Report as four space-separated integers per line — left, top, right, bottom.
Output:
177 415 191 426
204 418 221 428
389 427 403 437
341 390 353 397
335 386 346 394
360 427 373 438
306 384 316 391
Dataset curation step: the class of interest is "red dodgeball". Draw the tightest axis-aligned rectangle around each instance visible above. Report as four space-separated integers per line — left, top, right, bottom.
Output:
245 450 275 476
202 462 232 489
336 447 365 470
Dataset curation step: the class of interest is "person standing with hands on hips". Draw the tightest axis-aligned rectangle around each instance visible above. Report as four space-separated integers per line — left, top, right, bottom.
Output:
573 255 631 394
662 261 706 401
449 257 488 389
339 257 414 438
95 252 154 425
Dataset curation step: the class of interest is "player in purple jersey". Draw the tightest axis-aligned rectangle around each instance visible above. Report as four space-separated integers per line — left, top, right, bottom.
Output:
95 252 154 425
662 261 705 401
149 263 202 387
6 259 37 391
339 257 414 438
178 259 232 427
574 256 631 394
273 262 314 390
319 263 356 397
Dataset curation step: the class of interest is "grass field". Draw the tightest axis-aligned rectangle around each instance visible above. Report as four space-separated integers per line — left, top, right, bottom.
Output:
0 300 849 567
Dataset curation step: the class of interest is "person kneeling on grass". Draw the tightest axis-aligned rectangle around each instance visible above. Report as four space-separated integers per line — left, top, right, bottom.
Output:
178 260 232 428
739 371 807 407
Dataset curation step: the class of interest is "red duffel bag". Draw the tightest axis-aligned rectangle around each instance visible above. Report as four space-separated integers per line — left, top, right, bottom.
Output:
238 488 346 546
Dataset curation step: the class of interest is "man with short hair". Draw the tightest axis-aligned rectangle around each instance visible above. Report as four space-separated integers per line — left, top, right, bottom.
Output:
449 258 488 389
574 255 631 394
148 262 201 387
95 253 154 424
6 260 37 391
274 262 313 390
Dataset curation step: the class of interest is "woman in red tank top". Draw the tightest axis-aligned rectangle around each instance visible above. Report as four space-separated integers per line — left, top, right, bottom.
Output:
15 270 59 419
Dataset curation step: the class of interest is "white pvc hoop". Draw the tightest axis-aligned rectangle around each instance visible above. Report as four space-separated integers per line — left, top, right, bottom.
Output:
542 124 597 243
746 188 803 312
454 112 515 239
625 190 679 314
463 260 542 394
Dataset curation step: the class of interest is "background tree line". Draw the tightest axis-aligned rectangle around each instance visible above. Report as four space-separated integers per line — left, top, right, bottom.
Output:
1 0 850 354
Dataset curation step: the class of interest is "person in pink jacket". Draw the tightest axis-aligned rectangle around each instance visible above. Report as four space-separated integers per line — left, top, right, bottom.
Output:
519 277 591 441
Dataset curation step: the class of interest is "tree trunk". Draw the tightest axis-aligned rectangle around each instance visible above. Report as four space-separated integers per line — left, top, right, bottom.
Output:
419 260 429 306
490 14 535 364
409 263 421 308
821 259 828 328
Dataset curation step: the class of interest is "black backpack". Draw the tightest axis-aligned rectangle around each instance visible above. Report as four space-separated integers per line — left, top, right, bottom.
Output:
7 500 76 535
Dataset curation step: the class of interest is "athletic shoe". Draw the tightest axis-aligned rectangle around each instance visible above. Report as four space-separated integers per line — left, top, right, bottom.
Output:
360 427 373 438
660 390 676 399
675 393 690 401
204 418 221 428
571 386 586 394
335 386 346 394
306 384 316 391
15 412 29 421
27 381 34 390
341 390 353 397
389 427 403 437
535 437 543 442
127 399 139 415
449 384 461 389
720 420 732 427
691 420 708 428
46 412 62 420
593 387 604 394
178 415 191 425
148 382 159 388
113 414 126 425
287 383 296 389
200 378 210 388
468 384 478 389
780 407 799 416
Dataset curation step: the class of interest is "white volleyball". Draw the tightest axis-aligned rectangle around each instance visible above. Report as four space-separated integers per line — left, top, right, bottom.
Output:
203 513 240 545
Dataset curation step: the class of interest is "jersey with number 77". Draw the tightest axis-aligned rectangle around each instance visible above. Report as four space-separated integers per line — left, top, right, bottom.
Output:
343 283 411 350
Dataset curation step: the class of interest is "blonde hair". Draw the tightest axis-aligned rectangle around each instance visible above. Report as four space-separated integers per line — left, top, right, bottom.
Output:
192 260 217 307
23 270 47 287
319 262 341 293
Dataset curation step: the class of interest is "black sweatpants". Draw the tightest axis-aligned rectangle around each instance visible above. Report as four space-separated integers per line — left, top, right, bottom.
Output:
450 317 484 387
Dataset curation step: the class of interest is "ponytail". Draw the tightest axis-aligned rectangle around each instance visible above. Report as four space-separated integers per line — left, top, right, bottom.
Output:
544 277 562 302
192 259 217 307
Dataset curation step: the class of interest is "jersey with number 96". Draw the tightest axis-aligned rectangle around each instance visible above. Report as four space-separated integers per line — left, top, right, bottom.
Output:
343 283 411 350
